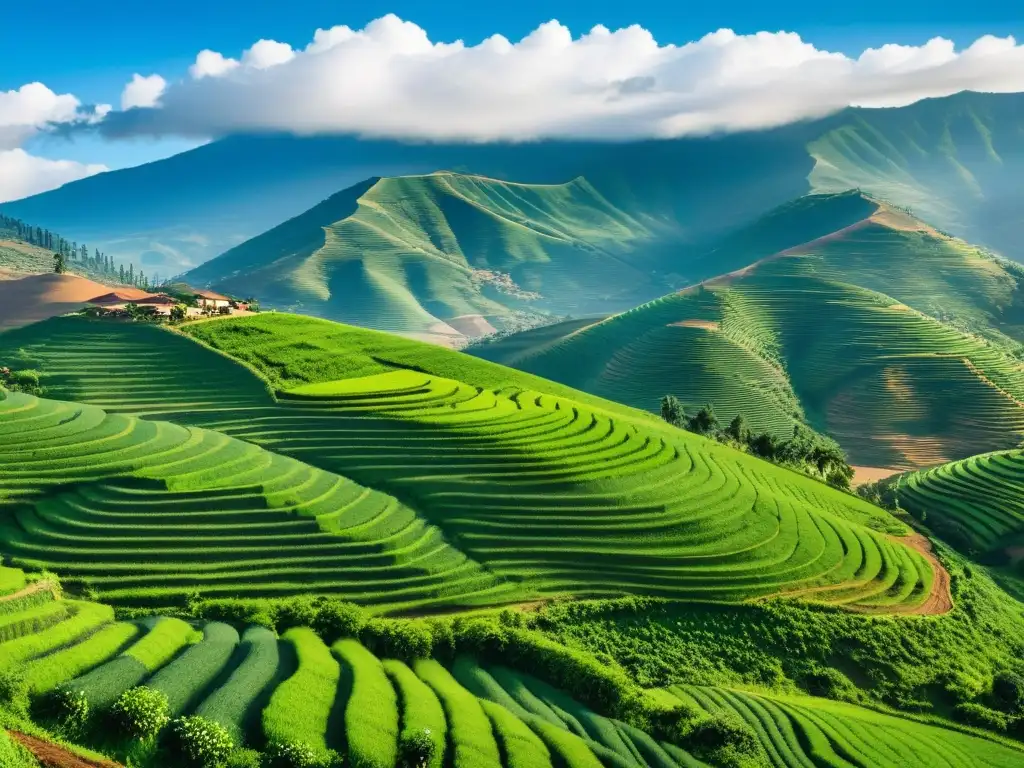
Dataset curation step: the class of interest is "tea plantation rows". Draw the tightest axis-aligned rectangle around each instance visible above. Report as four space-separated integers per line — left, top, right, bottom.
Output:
664 685 1024 768
0 576 707 767
0 389 506 610
883 449 1024 554
0 315 938 610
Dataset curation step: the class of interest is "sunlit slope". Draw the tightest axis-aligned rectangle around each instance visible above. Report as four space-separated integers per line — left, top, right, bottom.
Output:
474 199 1024 468
0 388 502 608
665 685 1024 768
1 314 934 609
809 91 1024 259
884 449 1024 554
184 172 659 337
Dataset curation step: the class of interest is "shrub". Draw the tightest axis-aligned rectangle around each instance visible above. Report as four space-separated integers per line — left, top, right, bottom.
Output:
110 686 170 740
261 740 321 768
679 713 765 766
953 702 1009 731
226 749 262 768
313 600 365 642
0 667 28 712
991 671 1024 714
361 618 433 661
167 715 235 767
660 395 685 427
275 597 320 633
398 727 436 768
41 686 91 735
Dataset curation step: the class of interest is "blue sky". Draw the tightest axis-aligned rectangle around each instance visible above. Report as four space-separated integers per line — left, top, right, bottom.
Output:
3 0 1023 172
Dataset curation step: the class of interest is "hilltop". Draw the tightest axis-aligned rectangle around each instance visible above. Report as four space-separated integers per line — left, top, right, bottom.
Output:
4 91 1020 275
471 191 1024 471
182 172 667 342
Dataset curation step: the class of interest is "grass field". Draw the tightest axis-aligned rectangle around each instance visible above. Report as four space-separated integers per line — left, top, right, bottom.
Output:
0 313 942 610
472 199 1024 470
182 172 665 339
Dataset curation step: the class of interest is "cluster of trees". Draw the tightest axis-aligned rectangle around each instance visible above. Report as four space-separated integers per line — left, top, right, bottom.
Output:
2 213 158 289
660 395 854 489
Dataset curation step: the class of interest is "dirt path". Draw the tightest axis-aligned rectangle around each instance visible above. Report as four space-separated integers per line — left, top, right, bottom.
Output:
0 580 57 603
9 732 122 768
882 532 952 616
850 466 902 487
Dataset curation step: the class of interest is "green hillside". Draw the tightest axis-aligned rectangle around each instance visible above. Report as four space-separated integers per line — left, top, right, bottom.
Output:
810 92 1024 260
473 194 1024 469
183 172 663 341
881 449 1024 555
0 314 938 610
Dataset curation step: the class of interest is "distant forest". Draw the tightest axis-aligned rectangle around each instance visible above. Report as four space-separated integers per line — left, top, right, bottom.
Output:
0 213 158 289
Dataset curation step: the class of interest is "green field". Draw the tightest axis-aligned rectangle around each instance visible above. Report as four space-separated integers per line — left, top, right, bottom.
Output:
182 172 665 339
0 314 940 610
881 449 1024 555
472 198 1024 469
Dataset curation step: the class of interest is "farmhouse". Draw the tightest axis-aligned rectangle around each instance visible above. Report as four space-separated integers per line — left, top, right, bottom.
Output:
193 289 232 310
86 292 178 316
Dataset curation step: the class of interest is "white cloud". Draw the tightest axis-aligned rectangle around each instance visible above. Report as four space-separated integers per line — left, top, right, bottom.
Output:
0 82 85 149
190 50 240 79
96 16 1024 142
0 148 106 202
121 74 167 110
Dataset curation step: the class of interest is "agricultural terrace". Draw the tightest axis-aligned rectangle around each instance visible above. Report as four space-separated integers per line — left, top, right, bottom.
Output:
476 258 1024 470
884 449 1024 555
664 685 1024 768
0 314 941 611
0 389 504 610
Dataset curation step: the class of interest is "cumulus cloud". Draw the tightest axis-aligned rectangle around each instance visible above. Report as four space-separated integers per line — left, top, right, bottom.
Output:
0 82 88 149
0 148 106 202
121 74 167 110
95 16 1024 142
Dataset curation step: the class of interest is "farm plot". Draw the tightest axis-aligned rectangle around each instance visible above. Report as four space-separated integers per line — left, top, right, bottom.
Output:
0 314 938 610
0 389 505 610
667 685 1024 768
884 449 1024 553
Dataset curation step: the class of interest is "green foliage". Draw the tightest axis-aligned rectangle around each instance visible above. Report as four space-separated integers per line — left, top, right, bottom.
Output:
686 403 718 435
0 368 43 396
0 667 29 713
397 728 436 768
659 395 684 428
414 659 501 768
361 619 432 662
171 304 188 322
226 749 263 768
110 686 171 740
261 741 338 768
167 715 235 768
312 601 365 643
41 686 91 735
679 712 766 768
991 671 1024 715
334 639 399 768
953 702 1010 732
382 660 446 768
0 730 36 767
262 628 338 754
147 623 239 716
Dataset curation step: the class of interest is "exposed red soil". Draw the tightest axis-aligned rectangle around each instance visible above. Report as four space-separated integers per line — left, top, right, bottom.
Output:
882 532 953 616
850 466 902 486
9 732 122 768
0 273 149 331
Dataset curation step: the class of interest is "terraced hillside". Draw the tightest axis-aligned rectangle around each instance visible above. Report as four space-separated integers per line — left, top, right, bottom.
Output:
882 449 1024 555
473 196 1024 469
0 314 939 610
664 685 1024 768
0 388 504 610
183 172 663 341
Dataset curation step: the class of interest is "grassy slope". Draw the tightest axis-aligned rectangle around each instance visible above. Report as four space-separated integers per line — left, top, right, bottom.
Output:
183 172 661 337
0 314 935 610
472 194 1024 469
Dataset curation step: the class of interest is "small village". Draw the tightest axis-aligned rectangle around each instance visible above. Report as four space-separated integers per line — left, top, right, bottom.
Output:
82 287 258 321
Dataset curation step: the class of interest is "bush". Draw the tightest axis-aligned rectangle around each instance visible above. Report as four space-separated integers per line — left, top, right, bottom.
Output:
361 618 433 661
679 713 765 767
261 740 322 768
953 702 1009 731
0 667 28 712
992 671 1024 714
166 715 235 767
398 727 436 768
275 597 321 633
226 750 262 768
660 395 685 428
41 687 91 735
110 686 171 740
312 600 364 642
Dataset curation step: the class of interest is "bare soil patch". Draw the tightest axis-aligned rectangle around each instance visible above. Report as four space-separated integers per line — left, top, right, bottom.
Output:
447 314 497 338
850 466 902 486
9 732 122 768
0 273 148 331
884 532 953 615
869 207 943 237
0 580 57 603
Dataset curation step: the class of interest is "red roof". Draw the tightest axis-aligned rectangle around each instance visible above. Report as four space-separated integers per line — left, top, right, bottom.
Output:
194 289 232 301
88 292 143 305
138 294 175 305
